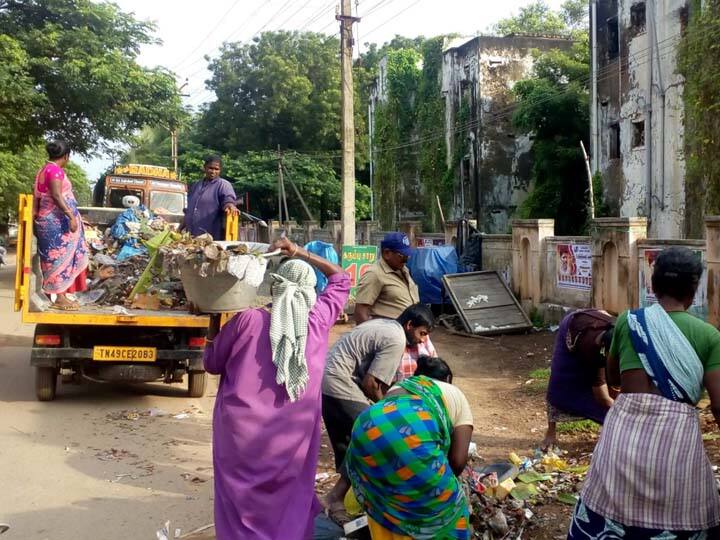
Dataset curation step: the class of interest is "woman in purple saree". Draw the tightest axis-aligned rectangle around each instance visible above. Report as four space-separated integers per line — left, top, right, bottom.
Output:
204 238 349 540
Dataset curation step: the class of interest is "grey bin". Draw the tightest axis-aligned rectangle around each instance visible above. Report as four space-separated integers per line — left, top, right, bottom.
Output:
180 241 272 313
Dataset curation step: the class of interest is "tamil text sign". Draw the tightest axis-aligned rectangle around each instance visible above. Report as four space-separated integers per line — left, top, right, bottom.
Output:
341 245 378 298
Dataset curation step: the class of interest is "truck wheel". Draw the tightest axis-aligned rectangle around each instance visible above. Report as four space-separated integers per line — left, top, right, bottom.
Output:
36 367 57 401
188 371 207 398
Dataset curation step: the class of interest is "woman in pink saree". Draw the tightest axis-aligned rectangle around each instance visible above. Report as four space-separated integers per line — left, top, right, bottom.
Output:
33 140 89 310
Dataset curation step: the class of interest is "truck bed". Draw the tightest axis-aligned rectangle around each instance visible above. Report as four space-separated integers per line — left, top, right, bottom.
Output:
16 196 209 328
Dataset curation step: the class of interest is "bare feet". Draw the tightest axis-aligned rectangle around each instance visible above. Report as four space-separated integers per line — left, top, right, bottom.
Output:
541 422 557 452
52 293 79 311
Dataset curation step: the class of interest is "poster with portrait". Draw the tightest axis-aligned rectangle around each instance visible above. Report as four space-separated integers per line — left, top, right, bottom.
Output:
556 243 592 290
639 248 707 318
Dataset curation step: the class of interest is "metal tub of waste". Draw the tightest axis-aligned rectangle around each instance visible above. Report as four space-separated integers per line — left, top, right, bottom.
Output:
179 241 273 313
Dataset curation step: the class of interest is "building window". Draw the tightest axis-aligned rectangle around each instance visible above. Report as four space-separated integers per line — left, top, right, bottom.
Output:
607 17 619 59
609 123 621 159
631 2 646 33
632 120 645 148
679 4 689 34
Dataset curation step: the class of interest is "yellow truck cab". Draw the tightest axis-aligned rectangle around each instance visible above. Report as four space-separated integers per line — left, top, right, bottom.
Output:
93 164 186 214
13 164 227 402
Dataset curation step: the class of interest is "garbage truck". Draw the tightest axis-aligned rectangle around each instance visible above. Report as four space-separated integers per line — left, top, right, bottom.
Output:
13 164 224 401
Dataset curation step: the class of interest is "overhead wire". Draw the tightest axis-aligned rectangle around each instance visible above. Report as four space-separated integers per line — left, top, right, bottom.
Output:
183 5 690 157
176 1 276 79
370 32 685 155
170 0 243 71
362 0 420 39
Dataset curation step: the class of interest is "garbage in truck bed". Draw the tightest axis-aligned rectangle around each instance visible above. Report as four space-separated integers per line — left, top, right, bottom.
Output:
161 234 275 313
35 216 274 313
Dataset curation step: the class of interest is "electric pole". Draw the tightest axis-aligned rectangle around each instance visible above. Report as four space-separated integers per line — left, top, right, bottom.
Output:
338 0 359 246
171 129 178 176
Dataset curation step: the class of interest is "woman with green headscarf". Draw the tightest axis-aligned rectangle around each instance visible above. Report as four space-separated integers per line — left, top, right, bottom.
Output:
204 238 349 540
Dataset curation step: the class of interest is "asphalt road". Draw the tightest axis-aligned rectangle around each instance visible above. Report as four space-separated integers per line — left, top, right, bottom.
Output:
0 254 216 540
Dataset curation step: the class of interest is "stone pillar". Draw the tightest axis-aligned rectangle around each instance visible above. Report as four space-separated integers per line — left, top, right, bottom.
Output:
326 220 343 254
706 217 720 327
267 220 282 242
398 220 422 247
357 221 379 245
511 219 554 311
303 220 319 245
591 217 647 314
256 222 271 244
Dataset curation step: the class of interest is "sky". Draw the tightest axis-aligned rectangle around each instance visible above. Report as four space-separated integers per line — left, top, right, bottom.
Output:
81 0 565 179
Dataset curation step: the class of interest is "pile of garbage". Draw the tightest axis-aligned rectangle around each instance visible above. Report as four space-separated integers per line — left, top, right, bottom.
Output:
77 214 179 307
160 233 268 288
463 449 589 538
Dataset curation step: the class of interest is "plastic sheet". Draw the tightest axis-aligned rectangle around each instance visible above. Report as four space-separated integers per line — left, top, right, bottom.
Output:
304 241 338 293
407 246 460 304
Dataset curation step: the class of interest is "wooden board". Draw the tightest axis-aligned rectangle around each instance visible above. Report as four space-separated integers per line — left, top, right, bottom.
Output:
442 271 532 335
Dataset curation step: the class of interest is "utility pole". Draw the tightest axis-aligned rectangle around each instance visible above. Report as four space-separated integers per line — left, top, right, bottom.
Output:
171 80 189 178
277 146 283 224
171 129 178 176
277 146 289 225
338 0 359 246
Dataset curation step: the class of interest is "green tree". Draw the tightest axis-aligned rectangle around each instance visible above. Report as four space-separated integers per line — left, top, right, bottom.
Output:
494 1 567 35
560 0 589 31
0 0 184 154
679 0 720 237
372 48 422 229
512 40 591 234
0 143 90 220
174 150 370 223
199 31 342 153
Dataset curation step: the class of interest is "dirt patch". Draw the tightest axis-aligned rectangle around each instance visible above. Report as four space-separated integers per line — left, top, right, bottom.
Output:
315 326 590 536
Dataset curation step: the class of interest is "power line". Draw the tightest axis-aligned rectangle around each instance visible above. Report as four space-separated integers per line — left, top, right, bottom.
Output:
362 0 421 39
170 0 243 71
371 33 685 155
175 1 275 77
297 0 337 31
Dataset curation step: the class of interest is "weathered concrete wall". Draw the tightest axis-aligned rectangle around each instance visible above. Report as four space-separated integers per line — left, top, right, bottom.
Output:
480 234 513 286
636 238 707 318
542 237 593 309
442 35 573 233
511 219 555 311
591 217 648 314
593 0 688 238
706 218 720 327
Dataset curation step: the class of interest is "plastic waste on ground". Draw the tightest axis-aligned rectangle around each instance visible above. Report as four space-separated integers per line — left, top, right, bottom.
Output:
463 447 589 537
74 289 105 305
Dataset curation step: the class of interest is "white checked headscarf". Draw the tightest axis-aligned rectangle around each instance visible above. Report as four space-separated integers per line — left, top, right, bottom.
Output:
269 259 317 401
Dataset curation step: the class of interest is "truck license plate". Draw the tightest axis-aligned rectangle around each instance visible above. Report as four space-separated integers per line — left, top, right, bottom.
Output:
93 346 156 362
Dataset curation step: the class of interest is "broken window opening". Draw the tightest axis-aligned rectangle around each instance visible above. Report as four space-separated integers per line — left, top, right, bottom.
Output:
609 123 621 159
631 2 646 33
632 120 645 148
607 17 619 59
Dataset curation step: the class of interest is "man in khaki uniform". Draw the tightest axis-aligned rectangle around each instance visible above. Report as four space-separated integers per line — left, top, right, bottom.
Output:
354 232 420 324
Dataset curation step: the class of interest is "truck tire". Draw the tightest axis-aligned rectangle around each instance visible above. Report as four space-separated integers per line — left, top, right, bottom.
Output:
36 367 57 401
188 371 207 398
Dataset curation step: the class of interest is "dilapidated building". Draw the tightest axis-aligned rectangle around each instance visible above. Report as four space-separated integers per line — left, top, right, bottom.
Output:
368 34 573 232
591 0 689 238
442 34 573 232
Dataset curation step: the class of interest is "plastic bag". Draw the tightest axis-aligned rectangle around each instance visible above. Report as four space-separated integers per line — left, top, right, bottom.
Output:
304 241 339 293
407 246 460 304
